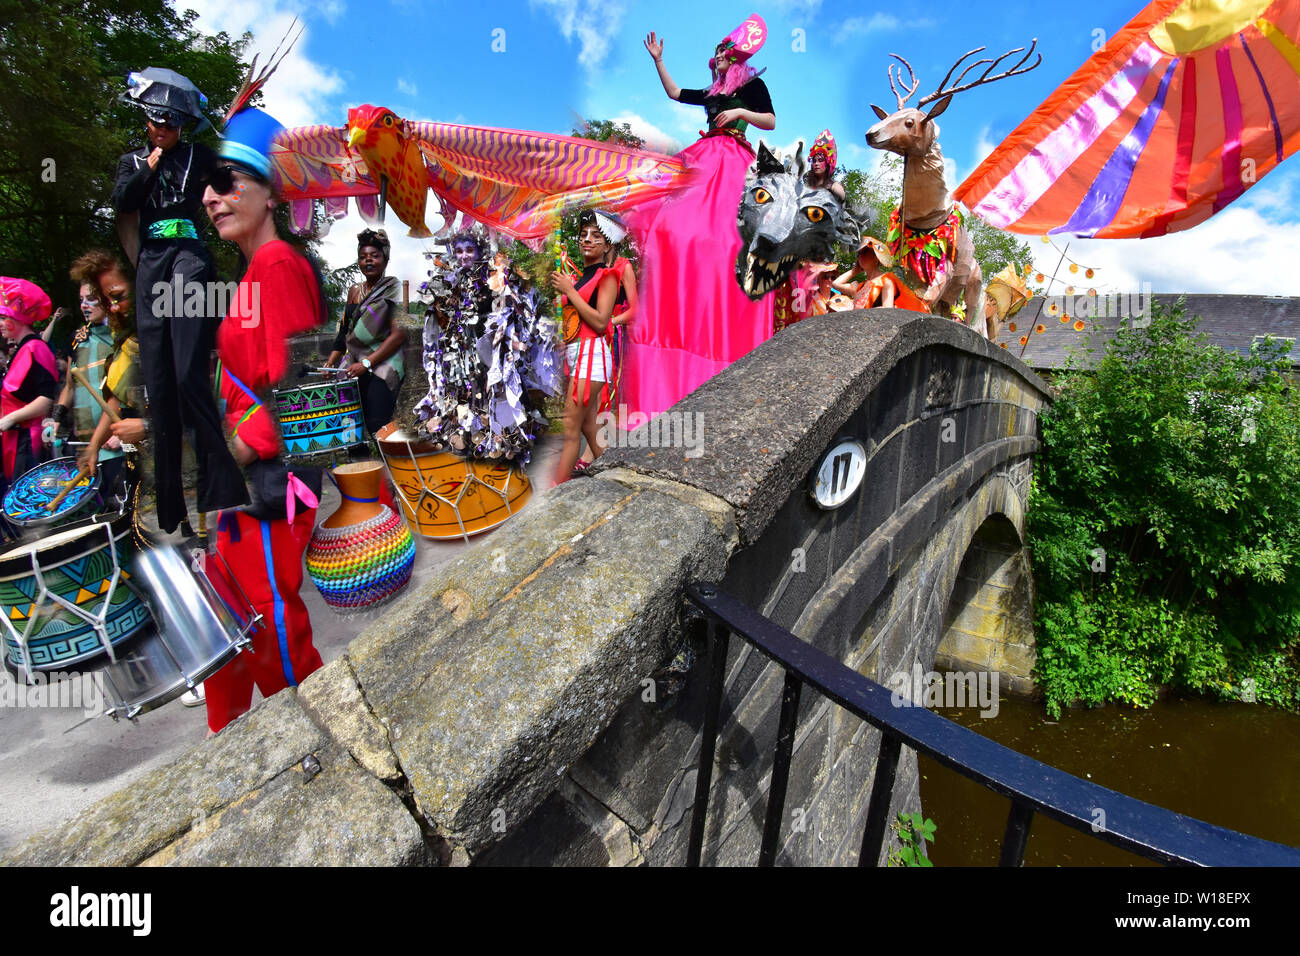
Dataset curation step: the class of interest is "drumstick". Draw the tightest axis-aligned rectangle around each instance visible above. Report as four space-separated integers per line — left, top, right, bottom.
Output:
69 368 122 423
46 463 93 512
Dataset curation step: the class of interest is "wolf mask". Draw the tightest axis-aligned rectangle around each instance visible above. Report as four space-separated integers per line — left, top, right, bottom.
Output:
735 142 858 300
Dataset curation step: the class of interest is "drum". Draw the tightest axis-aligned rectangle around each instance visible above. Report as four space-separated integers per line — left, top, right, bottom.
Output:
273 378 365 458
375 423 531 541
0 515 150 672
3 457 100 527
100 546 258 720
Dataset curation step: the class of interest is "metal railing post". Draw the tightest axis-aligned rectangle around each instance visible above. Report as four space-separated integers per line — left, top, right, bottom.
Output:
687 599 730 867
758 671 803 866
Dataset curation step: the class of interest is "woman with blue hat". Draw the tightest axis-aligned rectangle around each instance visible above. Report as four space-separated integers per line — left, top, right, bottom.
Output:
198 73 327 734
111 66 249 537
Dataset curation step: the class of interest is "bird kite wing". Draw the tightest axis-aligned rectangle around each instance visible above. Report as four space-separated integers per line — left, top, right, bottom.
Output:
955 0 1300 239
271 112 692 242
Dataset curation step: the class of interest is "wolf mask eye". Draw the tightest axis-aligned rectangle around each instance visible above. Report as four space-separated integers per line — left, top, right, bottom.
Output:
753 187 772 204
803 206 827 223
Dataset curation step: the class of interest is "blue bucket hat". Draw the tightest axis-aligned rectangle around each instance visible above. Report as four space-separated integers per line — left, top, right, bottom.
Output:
218 107 285 181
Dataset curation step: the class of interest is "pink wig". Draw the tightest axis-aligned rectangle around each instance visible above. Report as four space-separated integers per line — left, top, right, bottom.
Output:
707 58 763 97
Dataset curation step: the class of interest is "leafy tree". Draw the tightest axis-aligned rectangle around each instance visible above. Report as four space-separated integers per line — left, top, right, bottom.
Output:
570 118 645 150
1027 301 1300 715
0 2 251 304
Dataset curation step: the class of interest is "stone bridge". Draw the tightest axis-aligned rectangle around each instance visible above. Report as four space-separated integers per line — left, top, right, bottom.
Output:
4 311 1050 867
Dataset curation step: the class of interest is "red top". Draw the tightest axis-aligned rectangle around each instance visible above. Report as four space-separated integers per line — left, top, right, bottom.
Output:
571 265 617 343
217 240 322 460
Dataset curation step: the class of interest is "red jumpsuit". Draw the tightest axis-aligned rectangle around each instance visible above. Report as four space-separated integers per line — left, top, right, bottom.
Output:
205 240 324 733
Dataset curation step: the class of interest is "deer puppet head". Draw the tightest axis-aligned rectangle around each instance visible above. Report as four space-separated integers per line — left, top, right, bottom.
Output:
865 43 1040 158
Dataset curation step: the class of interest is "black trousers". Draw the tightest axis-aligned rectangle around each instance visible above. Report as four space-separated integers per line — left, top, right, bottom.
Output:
358 371 399 436
135 239 248 532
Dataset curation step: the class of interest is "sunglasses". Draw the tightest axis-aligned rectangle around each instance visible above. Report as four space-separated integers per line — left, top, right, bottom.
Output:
147 116 181 130
203 164 262 196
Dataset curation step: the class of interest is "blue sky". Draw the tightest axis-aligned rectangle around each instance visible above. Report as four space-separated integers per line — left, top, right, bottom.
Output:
181 0 1299 297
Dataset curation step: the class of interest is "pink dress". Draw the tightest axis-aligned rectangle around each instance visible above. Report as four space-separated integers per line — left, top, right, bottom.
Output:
622 80 775 421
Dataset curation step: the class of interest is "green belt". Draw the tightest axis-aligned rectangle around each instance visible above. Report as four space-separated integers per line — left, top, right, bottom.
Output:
146 218 199 240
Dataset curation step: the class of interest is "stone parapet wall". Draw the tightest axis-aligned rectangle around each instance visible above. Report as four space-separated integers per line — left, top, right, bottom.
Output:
4 312 1050 867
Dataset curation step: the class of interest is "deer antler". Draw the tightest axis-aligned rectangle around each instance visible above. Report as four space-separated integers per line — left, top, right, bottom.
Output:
918 38 1041 107
887 54 920 110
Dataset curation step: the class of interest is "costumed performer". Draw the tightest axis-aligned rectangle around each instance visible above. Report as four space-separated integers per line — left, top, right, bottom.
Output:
325 228 406 439
0 278 57 501
832 236 929 312
550 210 620 483
112 67 249 535
200 101 324 734
415 225 558 464
62 251 136 498
595 211 637 404
625 14 776 420
806 130 845 202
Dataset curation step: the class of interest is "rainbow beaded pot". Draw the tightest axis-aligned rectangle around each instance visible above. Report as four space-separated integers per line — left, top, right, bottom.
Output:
307 505 415 611
307 462 415 612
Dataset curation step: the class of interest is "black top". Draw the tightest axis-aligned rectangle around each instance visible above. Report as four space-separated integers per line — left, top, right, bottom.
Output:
111 141 216 237
11 335 58 403
678 78 773 131
333 302 360 353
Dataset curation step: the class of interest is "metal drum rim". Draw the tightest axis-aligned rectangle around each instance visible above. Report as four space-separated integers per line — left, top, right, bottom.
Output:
0 511 132 578
2 456 102 528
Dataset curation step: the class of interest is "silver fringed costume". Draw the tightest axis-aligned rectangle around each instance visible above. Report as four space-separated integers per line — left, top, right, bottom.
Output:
414 228 560 463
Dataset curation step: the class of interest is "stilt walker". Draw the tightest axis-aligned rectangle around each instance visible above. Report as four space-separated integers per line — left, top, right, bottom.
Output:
112 67 249 534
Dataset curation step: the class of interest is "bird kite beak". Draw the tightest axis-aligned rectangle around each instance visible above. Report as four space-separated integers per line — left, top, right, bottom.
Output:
347 125 364 149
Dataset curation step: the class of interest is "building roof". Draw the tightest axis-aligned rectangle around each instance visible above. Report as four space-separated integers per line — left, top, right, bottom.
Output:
1005 294 1300 371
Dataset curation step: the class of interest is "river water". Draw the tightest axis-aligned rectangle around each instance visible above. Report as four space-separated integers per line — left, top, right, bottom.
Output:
916 695 1300 866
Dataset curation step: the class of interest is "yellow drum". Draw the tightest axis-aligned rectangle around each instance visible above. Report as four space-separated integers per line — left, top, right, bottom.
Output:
376 424 532 541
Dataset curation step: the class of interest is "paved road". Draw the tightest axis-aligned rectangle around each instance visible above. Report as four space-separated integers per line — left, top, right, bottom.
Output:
0 440 561 856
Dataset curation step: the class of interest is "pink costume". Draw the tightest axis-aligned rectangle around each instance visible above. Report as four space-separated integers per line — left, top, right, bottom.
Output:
623 14 775 421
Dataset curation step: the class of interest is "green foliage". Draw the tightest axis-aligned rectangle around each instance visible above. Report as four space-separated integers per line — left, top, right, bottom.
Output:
0 1 253 303
888 812 936 867
570 118 645 150
1028 301 1300 716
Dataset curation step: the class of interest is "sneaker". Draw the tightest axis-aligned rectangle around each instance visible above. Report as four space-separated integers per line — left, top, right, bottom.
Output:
180 683 206 707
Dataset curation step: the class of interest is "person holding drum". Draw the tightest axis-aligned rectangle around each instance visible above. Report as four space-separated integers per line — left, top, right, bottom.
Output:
326 228 407 440
0 278 58 502
199 100 325 734
60 251 137 498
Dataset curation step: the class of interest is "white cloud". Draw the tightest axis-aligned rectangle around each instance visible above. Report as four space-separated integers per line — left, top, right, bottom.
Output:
179 1 343 128
1026 204 1300 296
608 111 682 154
530 0 630 73
835 13 935 43
972 125 997 169
396 78 418 98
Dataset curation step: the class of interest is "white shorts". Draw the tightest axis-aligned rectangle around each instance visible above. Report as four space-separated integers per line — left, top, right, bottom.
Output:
566 339 613 384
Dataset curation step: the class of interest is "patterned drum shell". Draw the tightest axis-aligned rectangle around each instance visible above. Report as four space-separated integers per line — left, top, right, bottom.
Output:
0 515 150 671
306 505 415 611
273 379 365 458
376 424 532 540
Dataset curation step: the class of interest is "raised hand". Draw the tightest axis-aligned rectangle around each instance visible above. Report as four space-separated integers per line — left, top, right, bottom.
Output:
644 32 664 61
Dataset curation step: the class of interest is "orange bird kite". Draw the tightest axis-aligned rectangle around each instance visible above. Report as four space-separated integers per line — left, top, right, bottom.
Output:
270 105 692 243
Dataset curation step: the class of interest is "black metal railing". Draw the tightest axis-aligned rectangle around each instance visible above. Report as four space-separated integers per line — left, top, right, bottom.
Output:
684 582 1300 867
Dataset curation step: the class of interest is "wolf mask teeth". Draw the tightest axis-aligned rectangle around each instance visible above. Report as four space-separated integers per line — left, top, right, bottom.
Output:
734 141 859 301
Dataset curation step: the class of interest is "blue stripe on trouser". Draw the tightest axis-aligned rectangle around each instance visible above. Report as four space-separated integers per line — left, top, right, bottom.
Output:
259 519 297 686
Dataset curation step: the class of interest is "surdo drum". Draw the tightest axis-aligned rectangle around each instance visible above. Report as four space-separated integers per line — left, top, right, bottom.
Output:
273 379 365 458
